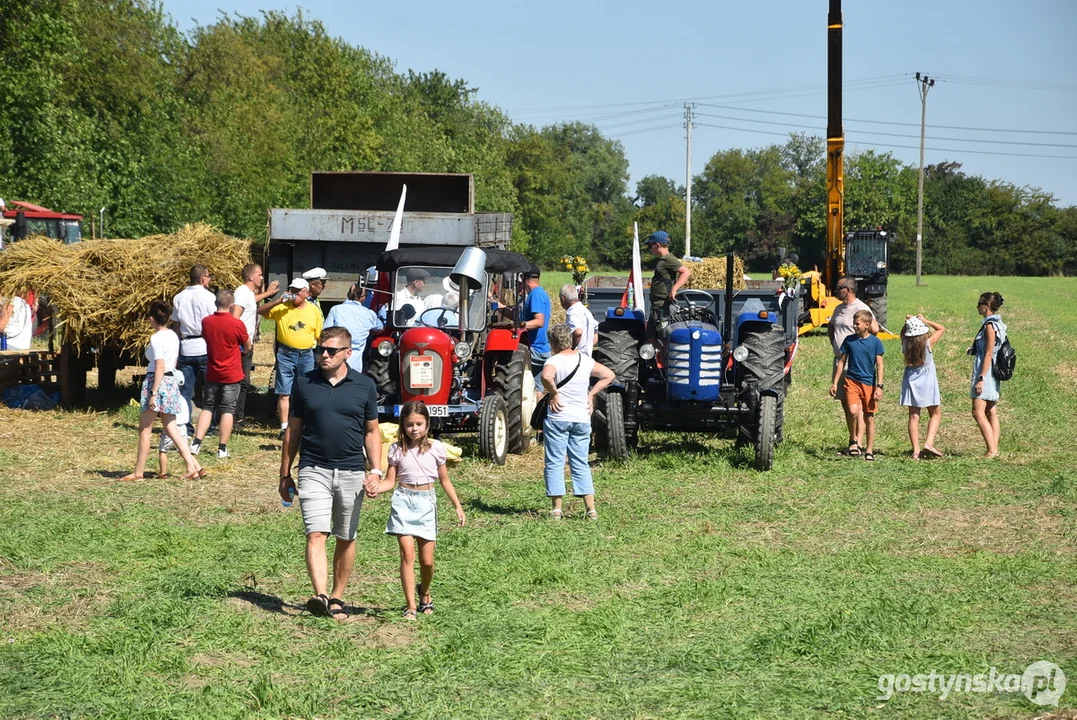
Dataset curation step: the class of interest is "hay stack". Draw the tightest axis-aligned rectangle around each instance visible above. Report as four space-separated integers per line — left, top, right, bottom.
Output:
0 223 251 355
683 256 746 290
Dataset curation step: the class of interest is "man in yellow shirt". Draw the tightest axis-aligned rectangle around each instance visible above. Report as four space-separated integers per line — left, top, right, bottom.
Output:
260 278 323 437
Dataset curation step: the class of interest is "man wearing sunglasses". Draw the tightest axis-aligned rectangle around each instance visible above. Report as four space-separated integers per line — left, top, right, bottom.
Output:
280 326 382 621
828 276 880 455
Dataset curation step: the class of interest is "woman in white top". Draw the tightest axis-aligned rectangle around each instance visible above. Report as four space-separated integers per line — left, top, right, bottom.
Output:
540 324 614 520
123 301 205 482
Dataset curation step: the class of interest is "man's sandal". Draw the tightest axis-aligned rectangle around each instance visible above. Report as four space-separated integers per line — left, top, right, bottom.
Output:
327 597 348 620
864 452 876 462
843 443 862 457
305 593 330 617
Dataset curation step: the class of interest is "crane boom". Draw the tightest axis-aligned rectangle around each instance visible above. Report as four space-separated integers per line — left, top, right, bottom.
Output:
825 0 844 290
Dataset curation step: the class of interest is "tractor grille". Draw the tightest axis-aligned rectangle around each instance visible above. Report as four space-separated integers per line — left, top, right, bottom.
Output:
668 342 723 387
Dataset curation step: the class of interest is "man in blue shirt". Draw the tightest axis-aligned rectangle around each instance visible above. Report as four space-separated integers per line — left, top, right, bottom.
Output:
518 264 551 394
324 283 384 373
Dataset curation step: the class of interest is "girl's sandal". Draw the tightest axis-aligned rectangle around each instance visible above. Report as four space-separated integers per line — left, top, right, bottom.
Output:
844 443 862 457
416 584 434 615
120 473 144 482
402 608 418 621
864 452 876 462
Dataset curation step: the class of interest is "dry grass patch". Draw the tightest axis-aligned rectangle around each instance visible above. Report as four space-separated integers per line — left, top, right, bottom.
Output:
895 503 1075 557
0 560 116 634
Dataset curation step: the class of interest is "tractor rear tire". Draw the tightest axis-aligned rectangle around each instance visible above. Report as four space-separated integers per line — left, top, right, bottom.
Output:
739 324 786 389
491 346 532 455
593 391 629 460
366 351 397 401
869 293 888 331
755 394 777 471
593 322 644 445
478 393 508 465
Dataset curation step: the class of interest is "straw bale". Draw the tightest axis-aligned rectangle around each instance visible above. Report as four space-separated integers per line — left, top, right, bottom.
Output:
0 223 251 355
683 256 746 290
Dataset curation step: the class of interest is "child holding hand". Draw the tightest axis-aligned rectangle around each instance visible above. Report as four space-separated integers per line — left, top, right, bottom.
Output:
368 401 465 619
900 315 946 459
830 309 885 461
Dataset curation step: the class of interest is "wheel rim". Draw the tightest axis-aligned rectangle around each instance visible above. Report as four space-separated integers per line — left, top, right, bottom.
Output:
520 360 536 436
494 408 507 457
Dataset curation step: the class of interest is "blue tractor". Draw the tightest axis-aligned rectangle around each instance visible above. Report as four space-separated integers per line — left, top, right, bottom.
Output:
587 257 797 470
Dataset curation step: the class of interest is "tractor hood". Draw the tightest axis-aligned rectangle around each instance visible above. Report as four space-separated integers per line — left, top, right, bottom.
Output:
376 247 531 274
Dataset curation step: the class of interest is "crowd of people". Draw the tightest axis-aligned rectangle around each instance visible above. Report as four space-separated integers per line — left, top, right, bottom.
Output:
112 233 1012 621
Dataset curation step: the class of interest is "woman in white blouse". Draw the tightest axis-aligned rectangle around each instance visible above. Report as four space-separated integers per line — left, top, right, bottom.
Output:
123 301 204 481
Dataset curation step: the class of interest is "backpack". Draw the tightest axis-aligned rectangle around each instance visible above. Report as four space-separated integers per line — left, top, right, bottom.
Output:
986 320 1016 381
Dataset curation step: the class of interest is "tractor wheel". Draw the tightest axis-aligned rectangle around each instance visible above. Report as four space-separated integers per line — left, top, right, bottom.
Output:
775 392 785 445
594 322 644 444
739 324 786 389
755 394 777 471
366 350 397 400
593 391 629 460
491 346 532 455
869 293 888 331
478 393 508 465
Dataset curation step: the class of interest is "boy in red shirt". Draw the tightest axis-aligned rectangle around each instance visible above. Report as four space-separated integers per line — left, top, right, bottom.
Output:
193 290 252 458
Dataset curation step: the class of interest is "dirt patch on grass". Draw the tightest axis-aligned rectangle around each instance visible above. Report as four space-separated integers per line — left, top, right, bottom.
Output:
896 503 1075 557
0 561 115 633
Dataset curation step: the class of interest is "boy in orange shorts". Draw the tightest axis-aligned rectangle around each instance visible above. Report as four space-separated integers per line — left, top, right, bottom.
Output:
829 310 885 461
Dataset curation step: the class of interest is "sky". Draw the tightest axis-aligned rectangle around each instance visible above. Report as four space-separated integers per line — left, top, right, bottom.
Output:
164 0 1077 206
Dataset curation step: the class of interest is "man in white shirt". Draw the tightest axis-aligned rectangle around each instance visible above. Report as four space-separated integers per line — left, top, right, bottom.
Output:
172 264 217 433
231 262 280 427
560 284 597 356
393 268 429 326
0 294 33 350
827 276 880 454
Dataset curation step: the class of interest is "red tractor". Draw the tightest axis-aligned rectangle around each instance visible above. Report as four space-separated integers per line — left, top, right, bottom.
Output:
365 246 536 464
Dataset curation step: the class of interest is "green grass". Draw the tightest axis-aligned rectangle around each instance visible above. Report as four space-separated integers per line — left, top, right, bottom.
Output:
0 276 1075 718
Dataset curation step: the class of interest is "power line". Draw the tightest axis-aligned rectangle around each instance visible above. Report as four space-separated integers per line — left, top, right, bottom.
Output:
691 122 1077 159
692 111 1077 148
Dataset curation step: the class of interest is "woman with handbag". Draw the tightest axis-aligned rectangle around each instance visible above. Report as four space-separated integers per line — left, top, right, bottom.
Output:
969 291 1007 458
540 324 615 520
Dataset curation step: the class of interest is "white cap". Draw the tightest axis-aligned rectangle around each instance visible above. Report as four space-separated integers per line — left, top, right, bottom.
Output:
903 316 930 337
288 278 310 291
302 267 327 281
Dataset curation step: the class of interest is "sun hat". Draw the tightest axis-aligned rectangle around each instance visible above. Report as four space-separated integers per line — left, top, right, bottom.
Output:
903 316 929 337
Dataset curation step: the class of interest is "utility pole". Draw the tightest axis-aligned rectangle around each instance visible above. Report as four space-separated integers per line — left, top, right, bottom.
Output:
915 72 935 287
684 103 694 258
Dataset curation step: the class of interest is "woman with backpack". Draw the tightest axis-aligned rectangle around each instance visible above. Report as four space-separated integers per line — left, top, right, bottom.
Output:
969 292 1007 458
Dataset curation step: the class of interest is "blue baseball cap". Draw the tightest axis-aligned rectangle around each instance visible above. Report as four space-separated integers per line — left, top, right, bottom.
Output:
645 230 670 245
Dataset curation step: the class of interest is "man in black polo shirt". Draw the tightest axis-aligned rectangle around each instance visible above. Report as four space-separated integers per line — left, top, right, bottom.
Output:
279 326 382 620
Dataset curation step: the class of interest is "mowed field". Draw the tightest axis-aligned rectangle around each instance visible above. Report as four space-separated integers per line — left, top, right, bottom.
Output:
0 275 1075 719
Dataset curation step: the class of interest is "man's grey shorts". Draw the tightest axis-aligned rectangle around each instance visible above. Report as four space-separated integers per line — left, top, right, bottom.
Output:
298 466 366 540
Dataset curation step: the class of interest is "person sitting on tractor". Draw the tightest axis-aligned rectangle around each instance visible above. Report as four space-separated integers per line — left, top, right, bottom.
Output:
644 230 690 339
394 268 430 326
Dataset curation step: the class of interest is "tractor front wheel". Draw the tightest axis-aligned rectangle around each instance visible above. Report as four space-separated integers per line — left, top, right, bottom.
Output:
754 394 777 471
478 393 509 465
593 390 629 460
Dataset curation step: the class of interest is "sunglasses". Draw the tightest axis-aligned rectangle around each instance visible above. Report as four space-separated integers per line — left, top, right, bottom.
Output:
315 345 348 357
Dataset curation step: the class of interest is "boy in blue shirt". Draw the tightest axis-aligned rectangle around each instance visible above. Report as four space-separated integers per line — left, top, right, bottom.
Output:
829 310 885 461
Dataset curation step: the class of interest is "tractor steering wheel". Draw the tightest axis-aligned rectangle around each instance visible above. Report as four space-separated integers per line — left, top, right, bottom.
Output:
673 288 716 312
417 306 460 329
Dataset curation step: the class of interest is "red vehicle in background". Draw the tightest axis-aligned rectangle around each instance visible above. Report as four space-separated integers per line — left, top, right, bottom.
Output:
1 201 83 246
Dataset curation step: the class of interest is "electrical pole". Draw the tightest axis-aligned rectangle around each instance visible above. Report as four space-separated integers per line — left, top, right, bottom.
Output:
915 72 934 287
684 103 694 259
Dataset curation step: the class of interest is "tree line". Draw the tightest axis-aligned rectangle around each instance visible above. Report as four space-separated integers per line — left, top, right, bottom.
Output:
2 1 1074 275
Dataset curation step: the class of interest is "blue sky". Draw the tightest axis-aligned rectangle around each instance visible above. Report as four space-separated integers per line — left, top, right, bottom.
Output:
164 0 1077 206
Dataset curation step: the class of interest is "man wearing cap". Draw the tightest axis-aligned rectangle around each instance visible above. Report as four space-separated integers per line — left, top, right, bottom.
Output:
645 230 690 336
519 264 551 393
393 268 429 326
325 283 383 372
260 278 323 437
172 264 217 434
302 268 327 313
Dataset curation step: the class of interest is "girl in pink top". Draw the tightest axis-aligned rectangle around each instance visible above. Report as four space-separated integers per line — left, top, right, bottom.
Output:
371 401 465 620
